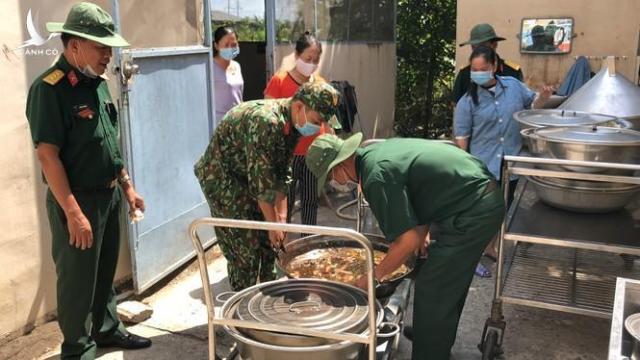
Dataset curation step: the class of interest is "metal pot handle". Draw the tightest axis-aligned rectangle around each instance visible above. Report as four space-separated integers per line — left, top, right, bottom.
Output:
215 291 236 303
376 322 401 339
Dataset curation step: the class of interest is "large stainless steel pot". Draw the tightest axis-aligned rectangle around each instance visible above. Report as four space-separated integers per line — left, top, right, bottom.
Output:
219 279 395 360
514 109 618 132
528 176 640 213
625 313 640 359
276 234 416 298
521 126 640 174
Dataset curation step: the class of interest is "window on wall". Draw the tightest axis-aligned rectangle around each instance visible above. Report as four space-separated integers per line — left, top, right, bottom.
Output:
275 0 395 43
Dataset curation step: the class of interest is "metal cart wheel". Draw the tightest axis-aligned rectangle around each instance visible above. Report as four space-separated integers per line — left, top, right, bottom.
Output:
481 329 499 360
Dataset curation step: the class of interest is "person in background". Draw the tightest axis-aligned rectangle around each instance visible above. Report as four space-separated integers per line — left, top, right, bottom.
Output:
264 32 334 228
213 26 244 122
454 45 553 276
452 23 523 104
526 25 557 52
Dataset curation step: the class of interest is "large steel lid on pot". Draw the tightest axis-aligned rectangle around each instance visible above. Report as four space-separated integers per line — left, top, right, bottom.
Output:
514 109 617 128
533 126 640 146
559 66 640 119
234 279 375 335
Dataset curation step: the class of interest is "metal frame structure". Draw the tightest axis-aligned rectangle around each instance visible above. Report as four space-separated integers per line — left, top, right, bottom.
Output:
481 155 640 358
188 218 379 360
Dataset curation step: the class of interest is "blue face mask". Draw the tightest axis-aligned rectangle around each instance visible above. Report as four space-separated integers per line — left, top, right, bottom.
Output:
470 70 494 86
219 47 240 60
295 107 321 136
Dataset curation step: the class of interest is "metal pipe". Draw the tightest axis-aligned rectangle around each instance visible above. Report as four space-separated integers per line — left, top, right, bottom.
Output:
509 167 640 185
503 155 640 171
188 218 378 360
494 161 510 300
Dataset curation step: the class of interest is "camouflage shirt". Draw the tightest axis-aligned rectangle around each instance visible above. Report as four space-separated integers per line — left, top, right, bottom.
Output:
194 99 300 204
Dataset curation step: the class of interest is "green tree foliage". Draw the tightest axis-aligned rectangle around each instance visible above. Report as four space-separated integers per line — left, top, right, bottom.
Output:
394 0 456 139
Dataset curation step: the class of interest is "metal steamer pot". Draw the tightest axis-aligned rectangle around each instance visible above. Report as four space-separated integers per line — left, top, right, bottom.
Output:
276 234 416 298
528 176 640 213
625 313 640 359
521 126 640 175
514 109 619 132
218 279 397 360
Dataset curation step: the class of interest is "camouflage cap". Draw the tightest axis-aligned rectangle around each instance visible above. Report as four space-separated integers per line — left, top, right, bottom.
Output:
292 81 341 127
459 23 506 47
47 2 129 47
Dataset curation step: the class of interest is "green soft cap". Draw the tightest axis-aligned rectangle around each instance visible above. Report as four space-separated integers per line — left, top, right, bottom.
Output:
46 2 129 47
293 81 342 129
459 23 505 47
305 132 363 196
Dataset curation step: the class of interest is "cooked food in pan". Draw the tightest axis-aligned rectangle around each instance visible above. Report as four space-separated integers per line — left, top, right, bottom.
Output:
285 248 410 285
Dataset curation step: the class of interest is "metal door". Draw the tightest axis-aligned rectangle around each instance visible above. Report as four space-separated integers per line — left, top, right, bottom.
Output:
113 1 216 293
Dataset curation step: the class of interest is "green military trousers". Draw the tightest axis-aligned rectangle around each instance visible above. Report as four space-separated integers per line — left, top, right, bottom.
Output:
46 188 126 360
412 186 505 360
202 184 276 291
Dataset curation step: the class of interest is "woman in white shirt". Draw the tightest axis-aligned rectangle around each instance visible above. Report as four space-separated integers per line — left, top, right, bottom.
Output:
213 26 244 122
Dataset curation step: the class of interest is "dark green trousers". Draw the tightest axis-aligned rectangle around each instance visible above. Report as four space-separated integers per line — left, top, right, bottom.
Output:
46 188 126 360
412 187 505 360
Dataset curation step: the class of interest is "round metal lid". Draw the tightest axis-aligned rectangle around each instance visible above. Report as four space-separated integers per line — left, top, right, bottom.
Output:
514 109 617 128
234 279 372 334
533 126 640 145
625 313 640 341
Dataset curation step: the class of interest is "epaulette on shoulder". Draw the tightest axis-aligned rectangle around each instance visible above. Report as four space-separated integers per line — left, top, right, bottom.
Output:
503 59 521 71
42 69 65 86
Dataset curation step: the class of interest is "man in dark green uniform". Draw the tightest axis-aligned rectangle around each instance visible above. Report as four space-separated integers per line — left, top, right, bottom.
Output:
25 3 150 359
452 23 524 103
194 81 339 291
525 25 557 52
306 134 505 360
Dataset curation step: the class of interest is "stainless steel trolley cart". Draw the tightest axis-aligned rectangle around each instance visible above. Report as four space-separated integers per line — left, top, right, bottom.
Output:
189 219 379 360
480 156 640 359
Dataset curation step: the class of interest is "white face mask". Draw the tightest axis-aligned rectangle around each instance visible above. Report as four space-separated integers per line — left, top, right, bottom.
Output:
72 43 99 78
295 58 318 77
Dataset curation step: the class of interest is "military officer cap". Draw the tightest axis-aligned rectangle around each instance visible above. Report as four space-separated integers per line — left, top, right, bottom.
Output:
292 81 341 125
46 2 129 47
530 25 546 37
460 23 506 47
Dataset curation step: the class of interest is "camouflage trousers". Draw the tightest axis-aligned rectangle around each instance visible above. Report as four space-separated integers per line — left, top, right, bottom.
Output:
196 175 276 291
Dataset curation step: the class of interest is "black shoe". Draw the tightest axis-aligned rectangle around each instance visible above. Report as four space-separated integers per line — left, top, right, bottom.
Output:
95 332 152 349
403 325 413 341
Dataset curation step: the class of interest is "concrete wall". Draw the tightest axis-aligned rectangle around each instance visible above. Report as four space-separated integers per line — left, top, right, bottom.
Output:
0 0 203 340
274 42 397 139
456 0 640 89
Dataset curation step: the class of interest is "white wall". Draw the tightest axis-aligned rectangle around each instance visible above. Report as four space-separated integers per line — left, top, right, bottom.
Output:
456 0 640 88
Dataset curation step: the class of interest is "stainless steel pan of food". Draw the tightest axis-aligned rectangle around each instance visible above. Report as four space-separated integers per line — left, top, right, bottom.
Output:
277 234 416 298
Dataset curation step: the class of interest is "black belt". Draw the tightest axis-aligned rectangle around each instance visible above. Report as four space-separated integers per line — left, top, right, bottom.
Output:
71 179 117 192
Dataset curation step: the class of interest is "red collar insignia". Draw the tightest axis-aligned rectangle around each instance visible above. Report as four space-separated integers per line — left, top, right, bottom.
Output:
67 70 79 87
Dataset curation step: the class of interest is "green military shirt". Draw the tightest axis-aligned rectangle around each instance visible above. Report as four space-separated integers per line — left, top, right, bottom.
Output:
26 56 124 188
452 55 523 103
356 139 493 241
194 99 300 204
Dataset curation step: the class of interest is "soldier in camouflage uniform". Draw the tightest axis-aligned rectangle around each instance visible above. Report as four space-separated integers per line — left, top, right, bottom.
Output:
194 81 340 290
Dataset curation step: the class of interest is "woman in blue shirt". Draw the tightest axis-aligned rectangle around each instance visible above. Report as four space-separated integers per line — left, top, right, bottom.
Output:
454 45 552 276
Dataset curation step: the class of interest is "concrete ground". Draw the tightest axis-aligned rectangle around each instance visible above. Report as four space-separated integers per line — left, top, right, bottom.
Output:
2 192 611 360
